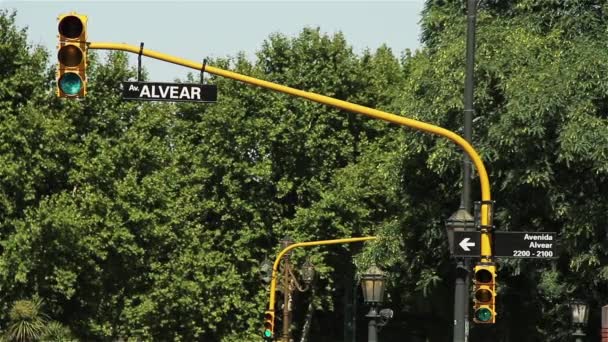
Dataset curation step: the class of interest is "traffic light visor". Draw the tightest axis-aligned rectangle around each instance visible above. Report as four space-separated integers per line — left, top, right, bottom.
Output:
475 307 493 322
58 45 83 67
58 15 84 39
475 269 493 283
59 73 83 96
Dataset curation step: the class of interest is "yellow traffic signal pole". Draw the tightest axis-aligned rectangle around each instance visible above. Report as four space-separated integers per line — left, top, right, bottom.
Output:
87 41 496 328
260 236 376 340
87 43 494 258
262 236 376 339
267 236 377 312
88 41 495 261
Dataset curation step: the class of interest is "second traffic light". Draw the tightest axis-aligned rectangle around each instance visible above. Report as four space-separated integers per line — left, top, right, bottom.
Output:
473 263 496 324
57 13 87 98
262 310 275 341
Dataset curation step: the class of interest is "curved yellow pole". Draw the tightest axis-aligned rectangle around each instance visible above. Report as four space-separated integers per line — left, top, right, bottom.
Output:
267 236 377 312
88 42 493 257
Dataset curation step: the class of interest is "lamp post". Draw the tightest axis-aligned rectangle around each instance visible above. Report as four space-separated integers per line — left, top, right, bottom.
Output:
266 237 377 341
279 237 316 342
456 0 478 339
570 301 589 342
281 236 294 342
260 257 273 284
446 207 475 342
361 265 387 342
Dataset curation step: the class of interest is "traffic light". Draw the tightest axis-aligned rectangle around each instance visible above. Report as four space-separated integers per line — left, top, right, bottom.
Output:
57 13 87 98
262 310 274 341
473 263 496 324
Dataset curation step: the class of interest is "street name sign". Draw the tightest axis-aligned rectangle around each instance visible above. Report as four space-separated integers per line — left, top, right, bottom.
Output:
494 231 557 259
122 81 217 103
453 231 481 257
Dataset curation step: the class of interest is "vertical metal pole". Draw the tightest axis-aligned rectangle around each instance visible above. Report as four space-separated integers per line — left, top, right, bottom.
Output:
456 0 477 341
463 0 477 211
367 307 379 342
453 261 467 342
573 327 585 342
352 281 357 342
281 237 294 342
283 258 291 342
344 271 354 342
602 305 608 341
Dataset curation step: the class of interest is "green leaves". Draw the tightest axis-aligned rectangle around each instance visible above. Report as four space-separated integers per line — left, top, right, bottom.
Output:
5 2 608 340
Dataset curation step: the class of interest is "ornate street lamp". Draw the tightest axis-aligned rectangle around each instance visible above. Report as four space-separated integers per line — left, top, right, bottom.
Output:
300 258 315 286
445 207 476 255
277 237 315 342
260 257 273 284
361 265 387 342
571 300 589 342
361 265 386 304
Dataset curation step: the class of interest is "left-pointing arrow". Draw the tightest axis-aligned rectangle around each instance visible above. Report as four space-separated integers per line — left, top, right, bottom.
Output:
459 237 476 251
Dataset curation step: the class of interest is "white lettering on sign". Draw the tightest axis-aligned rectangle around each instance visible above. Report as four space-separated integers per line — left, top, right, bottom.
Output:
523 233 553 241
529 242 552 249
180 87 190 99
138 84 202 100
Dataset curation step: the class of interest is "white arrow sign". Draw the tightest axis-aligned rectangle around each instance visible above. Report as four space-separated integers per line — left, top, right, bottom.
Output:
459 237 476 251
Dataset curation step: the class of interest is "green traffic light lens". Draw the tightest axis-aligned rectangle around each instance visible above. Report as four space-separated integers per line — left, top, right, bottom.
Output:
475 308 493 322
263 329 272 338
58 16 83 39
59 73 82 96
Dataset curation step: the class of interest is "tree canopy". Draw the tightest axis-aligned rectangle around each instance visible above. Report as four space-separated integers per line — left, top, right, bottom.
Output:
2 1 608 340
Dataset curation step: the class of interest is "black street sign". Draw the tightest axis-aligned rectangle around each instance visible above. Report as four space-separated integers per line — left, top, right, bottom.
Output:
122 81 217 102
494 231 557 259
453 231 481 257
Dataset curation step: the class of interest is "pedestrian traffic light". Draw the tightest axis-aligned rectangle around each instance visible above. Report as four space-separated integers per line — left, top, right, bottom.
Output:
57 13 87 98
262 310 274 341
473 263 496 324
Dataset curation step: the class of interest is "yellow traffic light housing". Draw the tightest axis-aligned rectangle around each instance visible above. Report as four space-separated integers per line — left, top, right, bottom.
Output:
473 263 496 324
57 13 87 98
262 310 275 340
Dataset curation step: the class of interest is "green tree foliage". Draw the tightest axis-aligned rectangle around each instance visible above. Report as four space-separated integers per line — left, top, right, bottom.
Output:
4 0 608 340
0 10 404 341
5 299 47 342
378 0 608 340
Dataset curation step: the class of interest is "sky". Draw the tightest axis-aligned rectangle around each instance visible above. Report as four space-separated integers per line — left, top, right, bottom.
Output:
5 0 425 82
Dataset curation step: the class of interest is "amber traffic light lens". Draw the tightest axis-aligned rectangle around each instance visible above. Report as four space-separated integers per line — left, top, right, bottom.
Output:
58 16 83 39
475 269 492 283
475 288 493 302
58 45 83 67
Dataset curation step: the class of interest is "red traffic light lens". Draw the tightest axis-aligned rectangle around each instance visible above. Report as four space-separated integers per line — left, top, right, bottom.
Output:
58 45 83 67
58 15 83 39
475 269 492 283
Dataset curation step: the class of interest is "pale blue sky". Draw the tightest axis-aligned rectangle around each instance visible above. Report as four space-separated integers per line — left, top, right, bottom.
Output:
5 0 424 82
